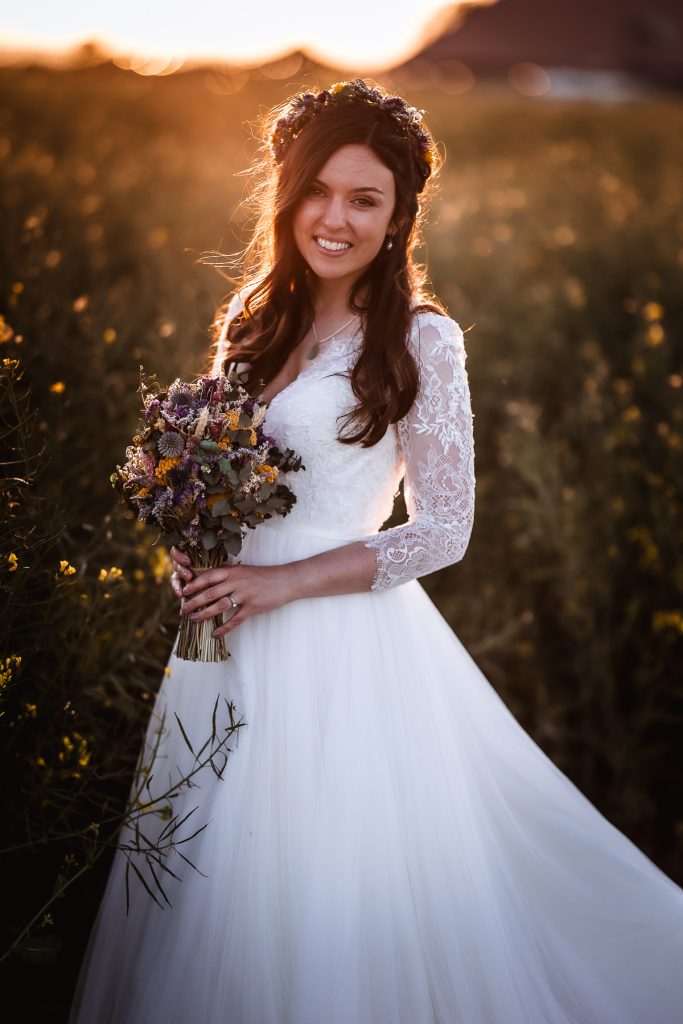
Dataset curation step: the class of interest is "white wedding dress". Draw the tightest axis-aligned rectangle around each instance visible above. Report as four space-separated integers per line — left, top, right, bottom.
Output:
69 294 683 1024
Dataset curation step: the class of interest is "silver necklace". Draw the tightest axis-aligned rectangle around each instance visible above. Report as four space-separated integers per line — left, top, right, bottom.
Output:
306 313 360 360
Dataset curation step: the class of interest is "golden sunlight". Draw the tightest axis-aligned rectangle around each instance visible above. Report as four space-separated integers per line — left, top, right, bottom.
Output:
0 0 482 71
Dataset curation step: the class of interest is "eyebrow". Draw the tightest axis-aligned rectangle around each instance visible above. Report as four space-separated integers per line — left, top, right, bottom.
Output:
312 178 384 195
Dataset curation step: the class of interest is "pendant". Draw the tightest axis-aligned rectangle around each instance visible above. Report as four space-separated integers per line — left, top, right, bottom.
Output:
306 342 319 360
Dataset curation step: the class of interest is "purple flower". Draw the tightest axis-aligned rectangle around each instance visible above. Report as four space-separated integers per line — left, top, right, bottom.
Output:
145 399 160 420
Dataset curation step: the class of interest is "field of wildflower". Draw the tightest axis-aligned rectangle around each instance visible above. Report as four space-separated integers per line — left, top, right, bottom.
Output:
0 62 682 1016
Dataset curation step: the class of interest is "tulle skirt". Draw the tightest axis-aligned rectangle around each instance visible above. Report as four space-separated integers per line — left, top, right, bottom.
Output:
69 518 683 1024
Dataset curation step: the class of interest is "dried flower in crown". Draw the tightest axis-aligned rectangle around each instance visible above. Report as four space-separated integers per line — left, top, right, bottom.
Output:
270 79 436 192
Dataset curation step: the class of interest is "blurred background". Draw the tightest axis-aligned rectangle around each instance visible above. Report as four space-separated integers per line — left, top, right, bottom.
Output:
1 1 682 1016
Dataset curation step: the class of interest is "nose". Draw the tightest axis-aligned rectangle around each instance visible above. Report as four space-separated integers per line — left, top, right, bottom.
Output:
320 196 347 233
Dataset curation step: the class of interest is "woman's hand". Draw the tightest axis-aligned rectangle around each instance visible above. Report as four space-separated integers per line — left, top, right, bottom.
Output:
171 546 295 640
170 546 193 600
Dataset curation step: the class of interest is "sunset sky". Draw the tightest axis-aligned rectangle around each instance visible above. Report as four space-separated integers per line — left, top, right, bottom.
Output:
0 1 483 71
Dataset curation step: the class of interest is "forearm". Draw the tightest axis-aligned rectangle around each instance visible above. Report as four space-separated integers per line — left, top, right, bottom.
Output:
286 539 378 601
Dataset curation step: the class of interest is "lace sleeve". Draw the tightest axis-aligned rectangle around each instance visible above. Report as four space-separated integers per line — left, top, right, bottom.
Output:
363 314 476 592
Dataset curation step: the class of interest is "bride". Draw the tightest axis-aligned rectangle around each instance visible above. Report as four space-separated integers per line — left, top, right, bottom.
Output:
69 79 683 1024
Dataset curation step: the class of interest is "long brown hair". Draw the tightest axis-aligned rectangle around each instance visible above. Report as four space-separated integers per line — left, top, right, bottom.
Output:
205 82 447 448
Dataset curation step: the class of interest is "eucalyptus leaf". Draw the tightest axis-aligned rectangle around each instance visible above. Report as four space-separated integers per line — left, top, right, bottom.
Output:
202 530 218 551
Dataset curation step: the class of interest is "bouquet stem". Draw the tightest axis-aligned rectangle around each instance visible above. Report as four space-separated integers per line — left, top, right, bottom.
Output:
176 547 230 663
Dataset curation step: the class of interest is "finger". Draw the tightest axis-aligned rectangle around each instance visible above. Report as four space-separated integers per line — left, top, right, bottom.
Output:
189 596 241 622
182 569 230 598
182 583 227 614
170 546 192 567
213 612 246 638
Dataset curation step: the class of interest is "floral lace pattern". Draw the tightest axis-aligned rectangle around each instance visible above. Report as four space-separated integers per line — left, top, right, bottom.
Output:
363 314 476 590
210 292 476 593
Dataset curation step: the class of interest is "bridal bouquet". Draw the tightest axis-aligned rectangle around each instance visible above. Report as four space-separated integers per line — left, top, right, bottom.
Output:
112 368 304 662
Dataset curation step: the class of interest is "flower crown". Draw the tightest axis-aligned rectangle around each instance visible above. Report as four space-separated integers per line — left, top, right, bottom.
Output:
270 79 435 192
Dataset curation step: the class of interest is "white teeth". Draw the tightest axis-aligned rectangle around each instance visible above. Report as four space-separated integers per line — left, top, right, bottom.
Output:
316 236 351 252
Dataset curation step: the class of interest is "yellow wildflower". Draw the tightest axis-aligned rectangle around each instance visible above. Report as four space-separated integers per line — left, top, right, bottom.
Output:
49 381 66 393
247 428 257 446
3 358 19 369
59 560 76 575
155 455 182 483
255 464 278 486
646 323 664 347
58 731 91 768
224 409 240 431
0 314 15 342
652 610 683 635
642 301 664 321
7 552 18 572
24 702 37 717
0 655 22 689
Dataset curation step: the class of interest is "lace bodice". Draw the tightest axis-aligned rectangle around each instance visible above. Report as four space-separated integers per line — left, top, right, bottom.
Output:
211 291 476 592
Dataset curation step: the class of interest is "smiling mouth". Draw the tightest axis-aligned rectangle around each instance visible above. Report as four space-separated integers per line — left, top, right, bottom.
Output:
315 236 353 253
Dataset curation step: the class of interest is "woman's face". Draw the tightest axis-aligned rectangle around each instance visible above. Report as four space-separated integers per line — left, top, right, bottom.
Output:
292 143 397 291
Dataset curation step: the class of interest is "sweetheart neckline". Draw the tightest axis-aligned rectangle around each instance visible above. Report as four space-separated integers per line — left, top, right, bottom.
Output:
259 332 360 409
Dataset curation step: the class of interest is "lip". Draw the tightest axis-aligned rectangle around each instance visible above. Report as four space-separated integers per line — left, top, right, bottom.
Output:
314 236 353 256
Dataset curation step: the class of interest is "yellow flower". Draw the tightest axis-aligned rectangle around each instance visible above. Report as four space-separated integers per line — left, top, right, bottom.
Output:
24 702 37 717
7 552 18 572
247 428 257 446
0 655 22 689
646 323 664 347
255 464 278 485
652 610 683 635
59 560 76 575
155 455 182 483
3 357 19 369
49 381 66 393
642 301 664 322
224 409 240 431
331 82 345 94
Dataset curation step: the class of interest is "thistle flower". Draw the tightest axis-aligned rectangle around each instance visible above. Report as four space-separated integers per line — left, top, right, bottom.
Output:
158 431 184 458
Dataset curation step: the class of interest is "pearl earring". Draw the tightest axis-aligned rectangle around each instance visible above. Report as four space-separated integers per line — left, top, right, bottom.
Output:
386 236 394 250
